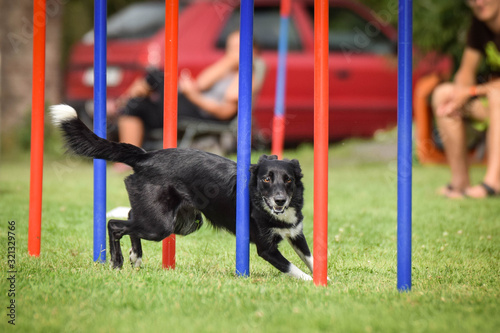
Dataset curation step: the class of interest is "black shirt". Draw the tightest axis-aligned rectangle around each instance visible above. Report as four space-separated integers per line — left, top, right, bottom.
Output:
467 16 500 77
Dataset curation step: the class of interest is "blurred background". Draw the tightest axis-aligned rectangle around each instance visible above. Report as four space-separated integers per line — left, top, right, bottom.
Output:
0 0 472 155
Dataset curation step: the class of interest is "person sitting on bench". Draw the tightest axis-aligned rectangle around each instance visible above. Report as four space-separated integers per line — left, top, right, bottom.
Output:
116 30 260 151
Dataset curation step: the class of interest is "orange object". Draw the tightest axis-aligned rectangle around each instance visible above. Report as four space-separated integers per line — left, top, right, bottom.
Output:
414 73 448 164
162 0 179 269
271 115 285 159
28 0 46 257
414 74 487 164
313 0 329 287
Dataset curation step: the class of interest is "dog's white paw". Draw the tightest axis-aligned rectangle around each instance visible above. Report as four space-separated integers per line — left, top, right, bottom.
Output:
301 274 313 281
129 249 142 268
286 264 313 280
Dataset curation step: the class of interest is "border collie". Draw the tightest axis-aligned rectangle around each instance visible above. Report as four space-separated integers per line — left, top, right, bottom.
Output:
51 104 315 280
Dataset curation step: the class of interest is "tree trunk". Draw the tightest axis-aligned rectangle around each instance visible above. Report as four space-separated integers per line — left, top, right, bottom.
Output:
0 0 62 150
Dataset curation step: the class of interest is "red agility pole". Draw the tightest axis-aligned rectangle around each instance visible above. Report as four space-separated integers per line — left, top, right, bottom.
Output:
313 0 329 286
28 0 46 257
162 0 179 269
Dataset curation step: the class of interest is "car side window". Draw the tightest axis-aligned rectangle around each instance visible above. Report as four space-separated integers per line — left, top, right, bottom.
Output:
216 7 303 51
307 6 394 55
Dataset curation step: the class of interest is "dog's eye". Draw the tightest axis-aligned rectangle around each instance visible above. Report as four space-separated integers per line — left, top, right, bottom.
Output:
262 177 271 183
286 177 293 184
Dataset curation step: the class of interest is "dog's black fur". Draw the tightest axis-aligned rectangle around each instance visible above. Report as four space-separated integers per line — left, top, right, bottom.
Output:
52 105 315 280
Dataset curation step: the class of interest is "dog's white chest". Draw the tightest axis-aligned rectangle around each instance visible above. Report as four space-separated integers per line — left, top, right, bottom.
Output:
276 207 298 224
272 223 303 240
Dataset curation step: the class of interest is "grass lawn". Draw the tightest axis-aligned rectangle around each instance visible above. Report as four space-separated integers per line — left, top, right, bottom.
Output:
0 140 498 332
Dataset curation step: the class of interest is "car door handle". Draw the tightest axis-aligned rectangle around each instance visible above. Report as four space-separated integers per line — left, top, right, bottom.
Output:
335 70 350 80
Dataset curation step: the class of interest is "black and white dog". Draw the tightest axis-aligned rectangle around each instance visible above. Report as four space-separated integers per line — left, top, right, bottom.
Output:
51 104 315 280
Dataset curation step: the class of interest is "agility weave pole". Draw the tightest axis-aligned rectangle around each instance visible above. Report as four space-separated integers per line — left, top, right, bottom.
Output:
235 0 255 277
397 0 413 292
93 0 107 263
28 0 46 257
312 0 329 286
271 0 291 159
162 0 179 269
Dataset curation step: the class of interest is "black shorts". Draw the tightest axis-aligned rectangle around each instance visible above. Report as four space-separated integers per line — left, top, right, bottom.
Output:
121 93 224 131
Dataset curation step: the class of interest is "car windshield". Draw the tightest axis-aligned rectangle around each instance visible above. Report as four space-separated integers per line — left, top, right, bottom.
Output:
107 2 165 40
82 2 166 42
306 6 394 54
216 7 303 51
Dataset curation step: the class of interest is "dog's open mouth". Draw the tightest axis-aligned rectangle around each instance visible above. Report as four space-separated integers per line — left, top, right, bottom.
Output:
263 198 287 215
272 205 286 214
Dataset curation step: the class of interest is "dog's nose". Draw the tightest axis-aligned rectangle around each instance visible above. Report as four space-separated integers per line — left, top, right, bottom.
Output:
274 196 287 207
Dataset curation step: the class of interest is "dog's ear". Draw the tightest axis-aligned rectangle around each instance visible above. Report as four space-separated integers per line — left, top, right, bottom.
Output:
290 159 303 180
249 163 258 174
258 154 278 163
249 163 260 186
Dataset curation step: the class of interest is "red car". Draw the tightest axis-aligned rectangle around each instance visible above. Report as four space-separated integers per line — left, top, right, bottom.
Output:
65 0 450 143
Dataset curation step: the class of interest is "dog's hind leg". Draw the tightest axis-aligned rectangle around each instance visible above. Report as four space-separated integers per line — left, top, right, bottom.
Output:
129 235 143 268
108 219 133 269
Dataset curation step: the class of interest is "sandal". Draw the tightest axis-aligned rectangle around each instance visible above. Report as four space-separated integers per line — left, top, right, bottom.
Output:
465 182 499 198
438 184 465 199
481 182 499 196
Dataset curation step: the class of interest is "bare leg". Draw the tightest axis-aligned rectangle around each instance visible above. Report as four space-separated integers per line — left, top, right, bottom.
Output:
466 89 500 197
118 115 144 147
432 83 470 197
115 115 144 172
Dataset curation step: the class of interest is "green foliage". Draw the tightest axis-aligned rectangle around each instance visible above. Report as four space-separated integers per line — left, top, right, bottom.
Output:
62 0 472 69
359 0 471 69
1 105 64 157
1 143 499 332
412 0 471 65
62 0 155 66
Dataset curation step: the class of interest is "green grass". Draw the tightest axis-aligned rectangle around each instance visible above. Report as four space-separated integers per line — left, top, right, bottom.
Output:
1 142 499 333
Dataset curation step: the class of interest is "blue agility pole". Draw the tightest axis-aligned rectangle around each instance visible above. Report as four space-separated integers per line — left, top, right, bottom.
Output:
397 0 413 291
235 0 254 277
271 0 291 159
93 0 107 263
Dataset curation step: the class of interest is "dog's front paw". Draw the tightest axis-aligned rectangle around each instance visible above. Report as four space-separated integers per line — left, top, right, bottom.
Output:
286 264 313 280
301 274 313 281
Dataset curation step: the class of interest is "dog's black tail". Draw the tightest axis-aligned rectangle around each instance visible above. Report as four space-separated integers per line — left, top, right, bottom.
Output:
50 104 147 167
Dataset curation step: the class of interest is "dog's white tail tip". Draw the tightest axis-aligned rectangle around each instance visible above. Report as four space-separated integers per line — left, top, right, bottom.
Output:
50 104 77 126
